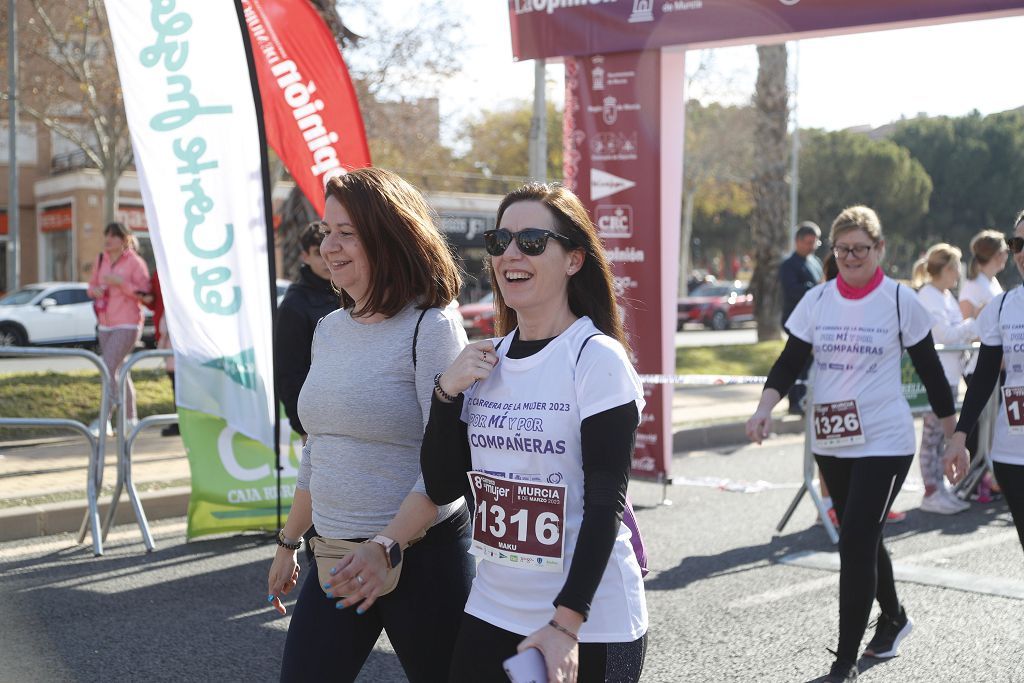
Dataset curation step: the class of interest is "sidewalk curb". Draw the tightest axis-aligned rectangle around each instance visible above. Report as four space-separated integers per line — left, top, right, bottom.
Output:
673 414 805 453
1 417 809 543
0 486 190 543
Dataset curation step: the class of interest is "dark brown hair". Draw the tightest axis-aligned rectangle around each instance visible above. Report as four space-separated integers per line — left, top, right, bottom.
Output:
299 220 326 253
491 183 630 354
324 168 460 317
104 221 137 251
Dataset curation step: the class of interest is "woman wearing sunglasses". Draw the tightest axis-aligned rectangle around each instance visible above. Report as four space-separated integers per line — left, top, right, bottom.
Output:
421 183 647 683
267 168 474 682
944 212 1024 556
746 206 955 683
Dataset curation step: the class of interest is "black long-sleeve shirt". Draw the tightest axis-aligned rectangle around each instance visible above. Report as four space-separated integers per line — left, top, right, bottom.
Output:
765 331 955 418
956 344 1003 434
420 333 639 620
274 265 339 435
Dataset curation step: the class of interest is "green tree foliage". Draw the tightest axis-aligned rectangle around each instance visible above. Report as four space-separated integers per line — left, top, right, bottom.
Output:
681 101 755 293
798 129 932 275
889 110 1024 258
454 100 563 193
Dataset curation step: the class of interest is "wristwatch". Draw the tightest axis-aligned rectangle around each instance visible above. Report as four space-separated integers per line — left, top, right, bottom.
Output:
369 535 402 569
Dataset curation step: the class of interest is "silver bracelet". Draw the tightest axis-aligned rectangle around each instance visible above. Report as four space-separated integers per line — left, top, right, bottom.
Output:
548 619 579 642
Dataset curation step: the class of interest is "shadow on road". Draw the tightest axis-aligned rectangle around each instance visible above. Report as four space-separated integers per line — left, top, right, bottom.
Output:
0 533 405 683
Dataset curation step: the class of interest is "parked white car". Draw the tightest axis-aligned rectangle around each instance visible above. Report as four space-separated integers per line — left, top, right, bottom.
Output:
0 282 97 347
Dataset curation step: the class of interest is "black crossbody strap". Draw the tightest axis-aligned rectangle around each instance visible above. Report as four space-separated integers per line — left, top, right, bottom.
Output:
895 282 904 350
576 333 603 366
411 307 429 368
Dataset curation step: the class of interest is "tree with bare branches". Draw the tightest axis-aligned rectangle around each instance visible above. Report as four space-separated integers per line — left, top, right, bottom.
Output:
1 0 131 227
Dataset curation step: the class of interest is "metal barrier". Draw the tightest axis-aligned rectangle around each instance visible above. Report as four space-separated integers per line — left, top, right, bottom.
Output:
102 348 177 552
775 342 998 543
0 346 112 555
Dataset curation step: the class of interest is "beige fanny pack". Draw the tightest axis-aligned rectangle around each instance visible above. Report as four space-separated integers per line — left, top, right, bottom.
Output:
309 529 426 598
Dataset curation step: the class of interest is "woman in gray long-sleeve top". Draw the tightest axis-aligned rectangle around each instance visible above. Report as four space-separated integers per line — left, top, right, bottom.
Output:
266 168 473 683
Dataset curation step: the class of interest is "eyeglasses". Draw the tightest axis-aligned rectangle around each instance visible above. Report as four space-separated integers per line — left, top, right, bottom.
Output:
831 243 874 259
1007 235 1024 254
483 228 576 256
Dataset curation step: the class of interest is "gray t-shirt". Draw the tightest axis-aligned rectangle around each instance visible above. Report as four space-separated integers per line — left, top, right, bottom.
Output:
297 302 467 538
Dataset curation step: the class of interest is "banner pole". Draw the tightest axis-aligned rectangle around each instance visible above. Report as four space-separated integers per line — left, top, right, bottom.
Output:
232 0 282 531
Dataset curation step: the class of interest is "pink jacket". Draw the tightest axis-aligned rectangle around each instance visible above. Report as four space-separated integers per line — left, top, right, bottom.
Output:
88 250 151 328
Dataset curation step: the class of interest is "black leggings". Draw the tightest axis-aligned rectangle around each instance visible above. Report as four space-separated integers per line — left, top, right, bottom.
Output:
280 507 474 683
815 454 913 663
993 461 1024 554
448 613 647 683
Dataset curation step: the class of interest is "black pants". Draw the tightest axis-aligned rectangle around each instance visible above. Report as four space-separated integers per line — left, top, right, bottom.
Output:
815 454 912 663
787 356 813 414
280 507 474 683
448 613 647 683
993 461 1024 554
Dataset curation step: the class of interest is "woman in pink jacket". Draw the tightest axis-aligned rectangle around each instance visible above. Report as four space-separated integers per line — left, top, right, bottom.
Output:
88 222 151 423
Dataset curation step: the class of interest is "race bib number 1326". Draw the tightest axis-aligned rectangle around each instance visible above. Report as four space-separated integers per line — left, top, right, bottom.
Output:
467 471 566 572
813 399 866 447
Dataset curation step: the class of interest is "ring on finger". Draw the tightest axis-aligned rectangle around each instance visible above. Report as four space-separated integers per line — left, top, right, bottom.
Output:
356 574 365 585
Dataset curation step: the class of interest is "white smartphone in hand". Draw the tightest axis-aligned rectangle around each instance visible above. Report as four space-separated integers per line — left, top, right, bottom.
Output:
503 647 546 683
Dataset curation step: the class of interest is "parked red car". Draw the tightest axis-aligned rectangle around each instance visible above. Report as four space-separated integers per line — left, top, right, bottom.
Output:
458 292 495 339
676 281 754 331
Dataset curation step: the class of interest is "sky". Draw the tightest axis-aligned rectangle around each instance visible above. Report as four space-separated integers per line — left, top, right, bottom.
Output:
359 2 1024 147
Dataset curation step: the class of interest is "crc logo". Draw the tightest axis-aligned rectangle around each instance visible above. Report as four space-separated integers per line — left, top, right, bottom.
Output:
596 204 633 238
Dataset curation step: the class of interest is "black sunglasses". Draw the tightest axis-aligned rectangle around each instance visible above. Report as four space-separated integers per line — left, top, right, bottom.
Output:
483 228 576 256
1007 235 1024 254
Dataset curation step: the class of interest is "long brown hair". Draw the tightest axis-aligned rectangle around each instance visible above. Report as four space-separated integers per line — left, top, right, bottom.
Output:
324 168 460 317
966 229 1007 279
491 183 630 354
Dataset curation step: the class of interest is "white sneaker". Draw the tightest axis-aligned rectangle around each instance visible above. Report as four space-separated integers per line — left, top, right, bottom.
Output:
920 490 967 515
940 485 970 512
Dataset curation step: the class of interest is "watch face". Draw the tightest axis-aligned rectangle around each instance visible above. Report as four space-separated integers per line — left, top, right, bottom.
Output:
387 543 402 568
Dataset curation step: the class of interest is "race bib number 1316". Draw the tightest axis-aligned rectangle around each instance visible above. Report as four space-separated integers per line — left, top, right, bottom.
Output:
467 471 566 572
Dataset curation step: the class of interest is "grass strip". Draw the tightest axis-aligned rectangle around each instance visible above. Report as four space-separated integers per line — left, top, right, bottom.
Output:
675 340 785 378
0 369 174 441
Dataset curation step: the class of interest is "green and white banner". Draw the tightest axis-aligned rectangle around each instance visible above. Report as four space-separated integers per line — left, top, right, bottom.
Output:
108 0 293 537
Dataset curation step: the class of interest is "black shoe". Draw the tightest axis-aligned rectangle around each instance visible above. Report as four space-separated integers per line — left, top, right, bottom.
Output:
863 607 913 659
161 423 180 437
823 658 858 682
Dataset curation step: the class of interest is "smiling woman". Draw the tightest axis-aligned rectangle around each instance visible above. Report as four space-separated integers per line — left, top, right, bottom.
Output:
267 167 473 683
422 183 649 683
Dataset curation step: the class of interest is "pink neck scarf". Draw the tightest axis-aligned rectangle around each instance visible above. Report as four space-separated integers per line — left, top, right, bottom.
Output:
837 267 884 299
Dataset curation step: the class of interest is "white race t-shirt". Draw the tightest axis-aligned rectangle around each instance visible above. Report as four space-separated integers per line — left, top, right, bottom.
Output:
977 286 1024 466
460 316 648 642
960 273 1003 375
785 277 933 457
916 284 977 386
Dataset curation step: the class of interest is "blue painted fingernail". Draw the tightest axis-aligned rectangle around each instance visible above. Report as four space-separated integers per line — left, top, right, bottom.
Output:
329 567 338 576
356 607 365 615
267 595 274 603
322 582 331 590
335 602 347 610
325 591 334 599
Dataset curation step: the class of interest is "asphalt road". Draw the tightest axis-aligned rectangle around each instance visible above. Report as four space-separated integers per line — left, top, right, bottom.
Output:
2 435 1022 682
